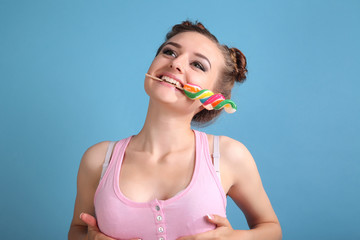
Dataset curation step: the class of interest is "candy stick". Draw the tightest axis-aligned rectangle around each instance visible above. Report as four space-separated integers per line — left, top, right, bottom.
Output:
145 73 163 82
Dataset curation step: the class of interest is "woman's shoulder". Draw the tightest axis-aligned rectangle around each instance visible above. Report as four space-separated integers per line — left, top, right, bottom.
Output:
80 135 131 170
205 134 256 192
79 141 113 173
220 136 250 156
211 134 255 170
205 133 251 159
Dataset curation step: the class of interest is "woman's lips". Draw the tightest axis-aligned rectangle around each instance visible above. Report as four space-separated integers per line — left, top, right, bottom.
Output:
157 72 184 89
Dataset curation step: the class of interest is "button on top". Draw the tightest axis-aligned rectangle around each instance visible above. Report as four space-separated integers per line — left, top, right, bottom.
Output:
155 205 160 211
156 215 162 221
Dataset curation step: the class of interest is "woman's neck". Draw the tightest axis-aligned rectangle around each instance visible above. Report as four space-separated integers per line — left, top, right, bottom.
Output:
131 100 196 155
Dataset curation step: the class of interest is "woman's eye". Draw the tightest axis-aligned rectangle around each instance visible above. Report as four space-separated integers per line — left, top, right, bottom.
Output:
162 48 176 57
192 61 205 71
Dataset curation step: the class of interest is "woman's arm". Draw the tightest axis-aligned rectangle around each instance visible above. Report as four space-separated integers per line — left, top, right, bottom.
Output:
221 136 282 240
68 141 112 240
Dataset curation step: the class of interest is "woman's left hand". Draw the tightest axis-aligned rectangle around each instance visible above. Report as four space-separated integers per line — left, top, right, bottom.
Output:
177 214 249 240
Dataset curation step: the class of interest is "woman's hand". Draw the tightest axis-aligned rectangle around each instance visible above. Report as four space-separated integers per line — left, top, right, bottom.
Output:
177 214 250 240
80 213 116 240
80 213 141 240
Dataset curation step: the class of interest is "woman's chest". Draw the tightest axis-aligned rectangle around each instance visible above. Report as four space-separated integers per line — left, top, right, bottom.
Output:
95 191 225 240
119 151 196 202
95 174 226 240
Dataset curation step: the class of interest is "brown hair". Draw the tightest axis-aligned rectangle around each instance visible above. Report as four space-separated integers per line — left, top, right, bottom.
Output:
156 20 248 126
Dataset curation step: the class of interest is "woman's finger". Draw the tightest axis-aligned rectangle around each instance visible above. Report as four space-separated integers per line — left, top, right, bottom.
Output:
206 214 232 228
80 212 98 228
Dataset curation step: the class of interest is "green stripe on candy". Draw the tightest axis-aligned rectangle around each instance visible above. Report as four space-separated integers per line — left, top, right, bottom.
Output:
184 89 210 100
213 99 237 111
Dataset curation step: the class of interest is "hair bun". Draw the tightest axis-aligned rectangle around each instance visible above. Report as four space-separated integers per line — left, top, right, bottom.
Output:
230 48 247 83
182 20 192 26
181 20 205 29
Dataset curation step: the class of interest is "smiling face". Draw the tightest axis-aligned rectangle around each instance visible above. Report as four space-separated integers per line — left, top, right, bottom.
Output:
145 31 225 112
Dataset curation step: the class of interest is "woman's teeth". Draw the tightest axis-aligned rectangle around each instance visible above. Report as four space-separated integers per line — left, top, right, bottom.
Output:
161 76 183 89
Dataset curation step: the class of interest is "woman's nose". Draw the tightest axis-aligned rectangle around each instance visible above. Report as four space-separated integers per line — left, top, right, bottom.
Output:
170 56 185 73
170 63 182 73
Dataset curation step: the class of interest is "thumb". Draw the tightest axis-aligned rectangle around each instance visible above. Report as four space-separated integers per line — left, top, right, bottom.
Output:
80 212 99 230
206 214 231 228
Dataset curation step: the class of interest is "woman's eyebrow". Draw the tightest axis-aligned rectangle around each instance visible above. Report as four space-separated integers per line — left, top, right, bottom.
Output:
194 53 211 69
164 42 212 69
165 41 182 48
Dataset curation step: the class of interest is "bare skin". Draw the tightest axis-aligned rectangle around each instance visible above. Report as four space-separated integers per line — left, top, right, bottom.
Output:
68 32 282 240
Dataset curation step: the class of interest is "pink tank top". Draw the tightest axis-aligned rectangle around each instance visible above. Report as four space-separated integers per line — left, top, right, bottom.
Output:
94 130 227 240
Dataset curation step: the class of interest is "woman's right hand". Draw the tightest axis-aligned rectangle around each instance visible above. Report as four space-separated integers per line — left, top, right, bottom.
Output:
80 213 141 240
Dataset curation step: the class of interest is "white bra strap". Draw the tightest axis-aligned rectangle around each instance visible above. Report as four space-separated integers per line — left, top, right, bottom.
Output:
100 141 116 179
213 136 221 181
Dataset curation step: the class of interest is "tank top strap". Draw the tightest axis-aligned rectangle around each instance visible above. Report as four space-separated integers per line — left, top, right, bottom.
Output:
196 130 221 182
100 141 116 180
212 135 221 181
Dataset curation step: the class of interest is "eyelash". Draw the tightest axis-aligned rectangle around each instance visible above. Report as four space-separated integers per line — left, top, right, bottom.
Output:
161 48 206 72
162 48 177 58
192 61 205 71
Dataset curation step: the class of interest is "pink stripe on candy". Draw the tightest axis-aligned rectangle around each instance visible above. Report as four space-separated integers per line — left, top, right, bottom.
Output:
203 94 225 106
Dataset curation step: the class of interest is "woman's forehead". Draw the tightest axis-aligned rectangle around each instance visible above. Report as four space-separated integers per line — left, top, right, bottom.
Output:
168 32 217 49
167 32 224 65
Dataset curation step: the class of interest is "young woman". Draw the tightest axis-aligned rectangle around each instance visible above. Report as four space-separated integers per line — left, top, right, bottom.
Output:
68 21 282 240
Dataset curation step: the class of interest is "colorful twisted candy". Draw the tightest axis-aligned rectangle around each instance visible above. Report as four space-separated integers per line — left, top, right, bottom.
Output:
183 83 237 113
144 73 237 113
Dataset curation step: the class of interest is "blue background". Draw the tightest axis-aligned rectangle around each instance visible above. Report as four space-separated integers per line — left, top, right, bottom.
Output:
1 0 359 239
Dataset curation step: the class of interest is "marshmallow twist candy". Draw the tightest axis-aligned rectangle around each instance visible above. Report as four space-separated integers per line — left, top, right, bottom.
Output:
183 83 237 113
